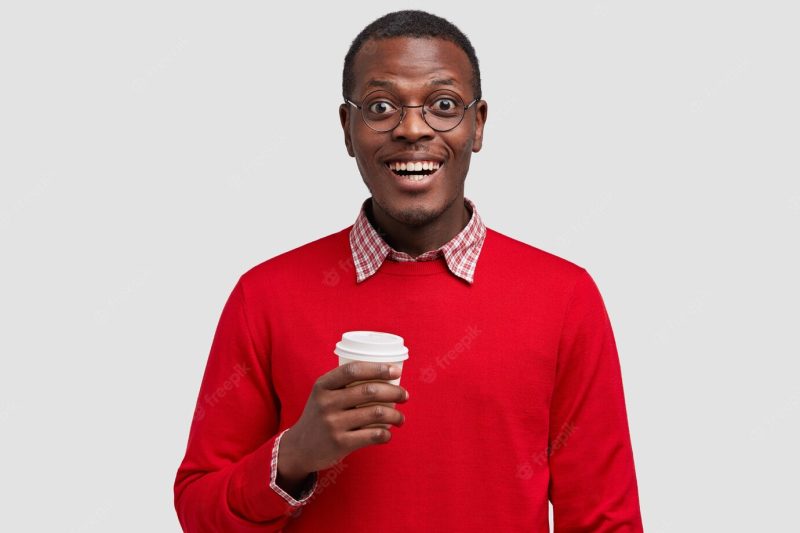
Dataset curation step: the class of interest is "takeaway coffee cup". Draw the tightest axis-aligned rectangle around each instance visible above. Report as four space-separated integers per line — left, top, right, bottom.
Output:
334 331 409 429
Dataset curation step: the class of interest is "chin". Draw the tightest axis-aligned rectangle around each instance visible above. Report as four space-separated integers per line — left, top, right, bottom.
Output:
375 193 451 228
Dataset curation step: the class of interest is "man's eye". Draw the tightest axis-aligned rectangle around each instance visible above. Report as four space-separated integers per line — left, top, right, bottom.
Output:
368 101 397 114
431 98 458 113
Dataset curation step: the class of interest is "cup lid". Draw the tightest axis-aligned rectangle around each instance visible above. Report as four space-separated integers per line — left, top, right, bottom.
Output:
334 331 409 361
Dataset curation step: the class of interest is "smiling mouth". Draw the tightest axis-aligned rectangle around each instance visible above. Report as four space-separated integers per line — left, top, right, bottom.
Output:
385 160 443 182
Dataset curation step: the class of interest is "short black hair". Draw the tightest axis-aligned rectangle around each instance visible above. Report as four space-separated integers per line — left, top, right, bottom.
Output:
342 10 482 102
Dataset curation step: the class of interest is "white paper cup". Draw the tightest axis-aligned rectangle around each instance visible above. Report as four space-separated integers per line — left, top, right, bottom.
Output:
334 331 409 429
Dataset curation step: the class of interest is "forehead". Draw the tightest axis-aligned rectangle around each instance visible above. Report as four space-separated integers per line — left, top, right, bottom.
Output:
351 37 472 97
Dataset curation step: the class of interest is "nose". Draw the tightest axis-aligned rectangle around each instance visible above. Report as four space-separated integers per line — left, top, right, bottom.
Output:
391 105 435 142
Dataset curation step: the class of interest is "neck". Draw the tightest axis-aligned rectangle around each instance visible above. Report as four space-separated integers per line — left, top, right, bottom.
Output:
367 195 471 258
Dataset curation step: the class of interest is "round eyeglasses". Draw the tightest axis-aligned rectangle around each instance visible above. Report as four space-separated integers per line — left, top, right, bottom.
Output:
344 89 479 133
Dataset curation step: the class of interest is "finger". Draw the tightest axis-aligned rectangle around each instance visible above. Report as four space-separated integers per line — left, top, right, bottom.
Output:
334 380 408 411
334 403 405 431
337 426 395 452
318 361 401 391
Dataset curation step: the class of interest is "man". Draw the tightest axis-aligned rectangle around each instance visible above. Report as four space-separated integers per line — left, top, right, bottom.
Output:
174 10 643 532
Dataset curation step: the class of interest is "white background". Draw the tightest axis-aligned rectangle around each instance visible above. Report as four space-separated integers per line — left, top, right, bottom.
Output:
1 1 798 531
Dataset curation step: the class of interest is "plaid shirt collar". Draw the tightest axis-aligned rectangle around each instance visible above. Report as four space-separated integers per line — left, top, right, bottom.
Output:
349 196 487 284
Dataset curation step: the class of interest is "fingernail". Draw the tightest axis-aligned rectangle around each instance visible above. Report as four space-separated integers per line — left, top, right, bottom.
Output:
404 390 410 401
389 365 401 378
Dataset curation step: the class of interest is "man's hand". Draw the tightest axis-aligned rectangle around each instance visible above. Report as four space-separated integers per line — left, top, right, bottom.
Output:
276 362 409 493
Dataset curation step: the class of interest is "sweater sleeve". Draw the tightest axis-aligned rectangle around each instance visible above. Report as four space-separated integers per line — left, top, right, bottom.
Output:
548 268 643 532
174 278 318 532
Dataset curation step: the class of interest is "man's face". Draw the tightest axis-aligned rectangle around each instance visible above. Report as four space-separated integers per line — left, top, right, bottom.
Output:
339 37 488 227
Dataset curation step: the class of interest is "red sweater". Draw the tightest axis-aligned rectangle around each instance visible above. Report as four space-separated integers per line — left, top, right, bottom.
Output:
174 226 643 532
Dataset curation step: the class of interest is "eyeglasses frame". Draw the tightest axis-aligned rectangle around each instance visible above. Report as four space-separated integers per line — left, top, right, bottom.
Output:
344 89 480 133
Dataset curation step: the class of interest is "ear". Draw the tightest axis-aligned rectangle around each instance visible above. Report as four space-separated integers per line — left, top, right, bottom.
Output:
339 103 355 157
471 100 488 153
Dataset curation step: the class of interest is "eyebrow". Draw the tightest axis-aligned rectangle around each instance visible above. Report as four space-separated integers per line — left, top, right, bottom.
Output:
366 78 457 89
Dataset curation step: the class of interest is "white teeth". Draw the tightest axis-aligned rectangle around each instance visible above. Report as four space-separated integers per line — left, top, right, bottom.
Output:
405 174 426 182
387 160 442 171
